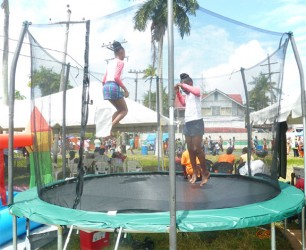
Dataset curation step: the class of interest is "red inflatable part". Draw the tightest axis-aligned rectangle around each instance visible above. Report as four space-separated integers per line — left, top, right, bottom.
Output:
0 134 33 149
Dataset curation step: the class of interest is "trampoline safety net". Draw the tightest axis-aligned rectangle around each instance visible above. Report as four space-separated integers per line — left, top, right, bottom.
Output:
12 5 298 213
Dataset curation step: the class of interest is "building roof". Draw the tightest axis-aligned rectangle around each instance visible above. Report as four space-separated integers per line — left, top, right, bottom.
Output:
202 89 244 106
205 127 247 133
174 89 244 108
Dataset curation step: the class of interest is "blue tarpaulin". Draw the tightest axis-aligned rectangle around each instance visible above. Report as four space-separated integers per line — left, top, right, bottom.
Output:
146 133 169 145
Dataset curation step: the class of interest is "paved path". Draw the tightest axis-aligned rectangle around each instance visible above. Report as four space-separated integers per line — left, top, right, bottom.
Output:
284 228 304 250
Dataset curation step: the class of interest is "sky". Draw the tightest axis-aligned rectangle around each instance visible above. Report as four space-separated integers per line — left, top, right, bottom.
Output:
0 0 305 101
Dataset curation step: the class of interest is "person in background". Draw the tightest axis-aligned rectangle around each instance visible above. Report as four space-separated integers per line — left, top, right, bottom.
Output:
228 138 232 148
298 136 304 158
102 41 129 132
94 137 101 152
263 138 268 151
219 136 224 152
292 137 299 157
287 137 292 155
84 139 90 153
207 136 212 154
217 147 236 165
129 135 134 154
239 159 266 176
175 73 209 186
203 137 209 154
239 147 254 165
181 149 201 180
254 136 258 149
175 151 183 175
175 138 183 154
232 137 236 151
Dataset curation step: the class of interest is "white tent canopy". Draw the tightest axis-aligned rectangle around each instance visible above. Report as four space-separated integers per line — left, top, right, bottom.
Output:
250 94 302 125
0 84 168 133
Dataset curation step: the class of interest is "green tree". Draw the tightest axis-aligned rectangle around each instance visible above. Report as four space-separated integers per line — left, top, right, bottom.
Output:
31 66 72 96
15 90 26 100
143 87 169 116
133 0 199 115
143 64 157 109
248 72 280 111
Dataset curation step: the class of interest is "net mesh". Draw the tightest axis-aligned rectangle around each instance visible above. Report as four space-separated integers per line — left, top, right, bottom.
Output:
11 5 299 209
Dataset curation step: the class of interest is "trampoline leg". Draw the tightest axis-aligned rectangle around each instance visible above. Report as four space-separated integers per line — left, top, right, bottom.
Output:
12 215 17 250
57 226 63 250
114 227 123 250
26 218 30 248
270 222 276 250
63 225 74 250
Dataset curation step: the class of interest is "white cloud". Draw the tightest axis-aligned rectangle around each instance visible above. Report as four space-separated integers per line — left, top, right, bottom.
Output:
0 0 304 103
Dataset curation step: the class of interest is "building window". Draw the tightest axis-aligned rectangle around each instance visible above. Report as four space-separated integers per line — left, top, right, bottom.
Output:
232 103 238 115
212 106 220 116
214 92 218 101
202 107 211 116
220 107 232 115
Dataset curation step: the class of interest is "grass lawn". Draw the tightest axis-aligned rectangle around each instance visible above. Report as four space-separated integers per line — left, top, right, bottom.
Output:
41 226 291 250
7 150 304 249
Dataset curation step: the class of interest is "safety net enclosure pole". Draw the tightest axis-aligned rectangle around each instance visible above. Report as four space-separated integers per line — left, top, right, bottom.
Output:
8 20 30 250
8 21 30 204
289 32 306 249
167 0 176 249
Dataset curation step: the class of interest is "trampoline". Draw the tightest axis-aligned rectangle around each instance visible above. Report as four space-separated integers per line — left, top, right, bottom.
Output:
6 3 306 250
10 173 304 233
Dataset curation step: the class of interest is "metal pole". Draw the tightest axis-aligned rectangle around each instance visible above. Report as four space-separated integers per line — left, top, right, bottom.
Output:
57 226 63 250
271 222 276 250
302 206 305 248
289 33 305 249
156 76 161 171
128 70 144 102
8 21 29 250
135 72 138 102
240 68 252 176
167 0 176 249
114 227 123 250
61 63 70 178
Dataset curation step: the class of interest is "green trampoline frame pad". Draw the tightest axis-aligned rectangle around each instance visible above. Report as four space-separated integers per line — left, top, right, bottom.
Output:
9 182 304 233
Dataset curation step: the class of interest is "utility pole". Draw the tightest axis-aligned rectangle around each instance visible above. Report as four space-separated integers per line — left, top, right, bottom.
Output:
128 69 145 102
59 5 71 92
49 5 86 164
260 54 280 105
51 6 86 91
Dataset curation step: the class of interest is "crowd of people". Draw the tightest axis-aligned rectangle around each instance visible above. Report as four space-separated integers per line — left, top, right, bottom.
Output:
287 136 304 158
202 136 235 156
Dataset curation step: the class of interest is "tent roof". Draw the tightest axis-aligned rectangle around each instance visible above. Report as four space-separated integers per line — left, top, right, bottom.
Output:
0 84 169 132
250 94 302 125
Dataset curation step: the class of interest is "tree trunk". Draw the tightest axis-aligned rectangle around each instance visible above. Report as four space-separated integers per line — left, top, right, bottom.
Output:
157 36 164 169
157 37 163 116
149 78 152 109
1 0 9 105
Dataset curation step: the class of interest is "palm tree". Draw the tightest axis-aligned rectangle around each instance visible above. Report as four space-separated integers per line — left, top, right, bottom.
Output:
133 0 199 116
143 64 157 109
248 72 280 111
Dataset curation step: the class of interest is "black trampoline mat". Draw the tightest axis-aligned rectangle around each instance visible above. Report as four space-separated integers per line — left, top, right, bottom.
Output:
40 173 280 213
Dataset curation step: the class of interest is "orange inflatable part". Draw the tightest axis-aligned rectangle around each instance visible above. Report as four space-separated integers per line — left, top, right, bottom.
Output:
0 134 33 149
